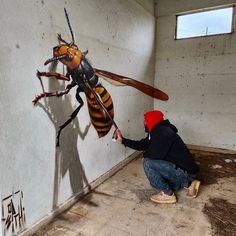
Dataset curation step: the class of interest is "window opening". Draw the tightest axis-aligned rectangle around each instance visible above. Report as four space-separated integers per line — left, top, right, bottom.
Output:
176 6 234 39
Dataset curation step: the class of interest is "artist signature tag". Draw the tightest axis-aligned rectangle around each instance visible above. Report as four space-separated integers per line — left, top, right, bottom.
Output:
1 191 26 236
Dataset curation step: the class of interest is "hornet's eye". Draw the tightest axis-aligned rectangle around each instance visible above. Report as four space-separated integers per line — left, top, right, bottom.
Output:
53 47 61 57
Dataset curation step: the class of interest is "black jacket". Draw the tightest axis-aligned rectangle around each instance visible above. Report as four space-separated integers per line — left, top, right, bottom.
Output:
122 120 199 174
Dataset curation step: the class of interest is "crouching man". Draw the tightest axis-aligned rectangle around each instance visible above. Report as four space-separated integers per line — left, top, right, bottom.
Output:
114 110 200 204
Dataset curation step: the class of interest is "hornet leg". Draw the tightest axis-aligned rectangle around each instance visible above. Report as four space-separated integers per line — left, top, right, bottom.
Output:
56 89 84 146
33 70 71 104
37 70 70 81
33 86 71 105
33 80 76 105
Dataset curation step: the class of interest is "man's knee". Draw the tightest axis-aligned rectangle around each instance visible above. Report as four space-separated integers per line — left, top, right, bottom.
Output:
143 158 157 173
143 158 169 175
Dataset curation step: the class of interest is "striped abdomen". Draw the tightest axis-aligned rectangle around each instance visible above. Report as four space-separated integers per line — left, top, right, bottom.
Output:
86 85 114 138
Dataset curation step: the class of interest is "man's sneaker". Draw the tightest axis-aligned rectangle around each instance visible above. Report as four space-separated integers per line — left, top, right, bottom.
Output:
186 180 201 198
150 191 177 204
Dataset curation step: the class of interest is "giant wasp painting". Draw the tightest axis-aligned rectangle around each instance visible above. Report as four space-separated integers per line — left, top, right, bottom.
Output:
33 8 169 146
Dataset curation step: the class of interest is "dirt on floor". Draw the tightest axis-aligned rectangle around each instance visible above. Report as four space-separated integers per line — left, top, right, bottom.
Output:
203 198 236 236
191 150 236 236
191 150 236 185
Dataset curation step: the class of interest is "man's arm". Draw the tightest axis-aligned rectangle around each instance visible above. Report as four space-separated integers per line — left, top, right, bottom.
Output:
115 129 149 151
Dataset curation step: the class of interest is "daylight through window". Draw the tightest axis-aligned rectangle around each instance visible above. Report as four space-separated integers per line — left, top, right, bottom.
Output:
176 7 234 39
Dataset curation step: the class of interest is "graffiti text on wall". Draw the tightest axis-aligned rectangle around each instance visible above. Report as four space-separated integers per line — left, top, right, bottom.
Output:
1 190 26 236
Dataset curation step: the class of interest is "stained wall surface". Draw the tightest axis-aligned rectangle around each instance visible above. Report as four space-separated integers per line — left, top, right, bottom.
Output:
154 0 236 150
0 0 156 234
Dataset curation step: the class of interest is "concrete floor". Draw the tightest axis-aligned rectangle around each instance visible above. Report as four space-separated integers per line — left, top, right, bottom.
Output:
33 150 236 236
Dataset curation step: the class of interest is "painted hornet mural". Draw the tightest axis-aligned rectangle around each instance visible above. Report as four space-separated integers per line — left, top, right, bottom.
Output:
33 8 169 146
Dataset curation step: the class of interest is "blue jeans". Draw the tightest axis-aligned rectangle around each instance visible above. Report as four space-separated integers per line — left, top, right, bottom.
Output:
143 158 192 195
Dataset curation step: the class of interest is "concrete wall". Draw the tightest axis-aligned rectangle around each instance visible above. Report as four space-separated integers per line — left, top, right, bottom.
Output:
154 0 236 150
0 0 155 234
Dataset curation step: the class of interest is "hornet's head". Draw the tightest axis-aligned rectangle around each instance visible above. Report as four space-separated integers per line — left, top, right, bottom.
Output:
44 8 88 69
44 44 83 69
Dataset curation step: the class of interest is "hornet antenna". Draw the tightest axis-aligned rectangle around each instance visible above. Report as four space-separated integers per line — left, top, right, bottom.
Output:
64 8 75 44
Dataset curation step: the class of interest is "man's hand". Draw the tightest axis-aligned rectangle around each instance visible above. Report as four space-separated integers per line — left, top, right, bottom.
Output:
114 129 123 142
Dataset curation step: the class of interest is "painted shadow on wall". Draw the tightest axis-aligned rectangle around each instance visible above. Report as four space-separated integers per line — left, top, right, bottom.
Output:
36 63 91 210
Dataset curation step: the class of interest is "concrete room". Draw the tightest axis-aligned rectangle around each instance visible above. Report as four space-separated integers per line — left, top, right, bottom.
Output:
0 0 235 236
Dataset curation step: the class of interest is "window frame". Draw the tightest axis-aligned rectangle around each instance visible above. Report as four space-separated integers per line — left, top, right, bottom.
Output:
174 5 235 40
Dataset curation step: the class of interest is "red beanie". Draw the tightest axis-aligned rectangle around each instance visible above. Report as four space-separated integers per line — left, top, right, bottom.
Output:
144 110 164 133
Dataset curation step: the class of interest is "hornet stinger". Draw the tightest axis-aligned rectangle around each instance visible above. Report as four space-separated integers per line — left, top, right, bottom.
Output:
33 8 169 146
